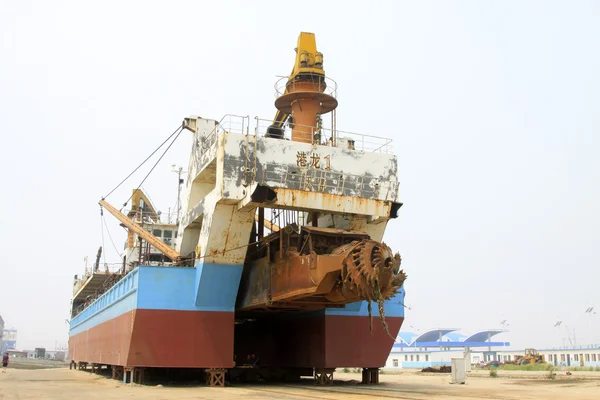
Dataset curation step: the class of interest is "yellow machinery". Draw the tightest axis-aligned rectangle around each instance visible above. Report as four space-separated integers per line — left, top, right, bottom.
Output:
514 348 545 365
99 198 182 262
267 32 337 144
100 194 279 264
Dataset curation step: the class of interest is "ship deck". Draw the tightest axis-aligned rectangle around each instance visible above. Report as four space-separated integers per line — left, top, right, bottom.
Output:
72 271 113 304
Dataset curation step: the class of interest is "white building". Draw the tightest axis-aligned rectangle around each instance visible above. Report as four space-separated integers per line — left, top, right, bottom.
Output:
383 328 600 369
384 328 509 369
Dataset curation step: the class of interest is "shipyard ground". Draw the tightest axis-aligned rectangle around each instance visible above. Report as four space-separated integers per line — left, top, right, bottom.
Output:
2 367 600 399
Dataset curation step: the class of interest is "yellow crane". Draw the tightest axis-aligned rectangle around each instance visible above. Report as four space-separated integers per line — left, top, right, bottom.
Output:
266 32 337 142
99 199 182 262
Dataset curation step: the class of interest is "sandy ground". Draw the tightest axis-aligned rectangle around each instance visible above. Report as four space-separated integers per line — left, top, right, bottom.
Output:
1 368 600 400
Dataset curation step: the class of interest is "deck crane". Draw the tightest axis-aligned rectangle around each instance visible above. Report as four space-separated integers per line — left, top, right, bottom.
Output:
266 32 337 143
99 198 182 262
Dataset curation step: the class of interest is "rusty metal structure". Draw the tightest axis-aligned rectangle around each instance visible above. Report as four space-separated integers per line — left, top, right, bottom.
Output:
68 32 406 386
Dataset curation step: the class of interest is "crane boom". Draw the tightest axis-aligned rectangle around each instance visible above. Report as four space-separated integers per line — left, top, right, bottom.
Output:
99 199 181 262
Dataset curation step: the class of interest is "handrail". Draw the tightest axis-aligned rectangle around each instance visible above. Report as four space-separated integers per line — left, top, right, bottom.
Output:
188 114 394 155
274 75 338 99
254 117 394 154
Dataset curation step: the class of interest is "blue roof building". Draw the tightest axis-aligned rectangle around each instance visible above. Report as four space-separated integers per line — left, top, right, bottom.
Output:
393 328 509 350
385 328 510 369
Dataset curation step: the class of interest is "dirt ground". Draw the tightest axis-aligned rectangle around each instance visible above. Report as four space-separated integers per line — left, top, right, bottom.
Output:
1 367 599 400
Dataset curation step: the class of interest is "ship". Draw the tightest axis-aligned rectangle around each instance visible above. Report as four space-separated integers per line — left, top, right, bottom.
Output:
68 32 406 386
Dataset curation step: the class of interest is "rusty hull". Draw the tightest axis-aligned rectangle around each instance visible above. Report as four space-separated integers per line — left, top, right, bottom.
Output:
270 187 397 218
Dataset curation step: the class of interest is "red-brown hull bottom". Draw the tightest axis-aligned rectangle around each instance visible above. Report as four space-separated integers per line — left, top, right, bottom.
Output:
69 310 403 369
69 309 234 368
235 314 404 368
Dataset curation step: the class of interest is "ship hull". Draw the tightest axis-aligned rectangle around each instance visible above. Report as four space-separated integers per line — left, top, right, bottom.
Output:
69 265 405 369
69 265 241 368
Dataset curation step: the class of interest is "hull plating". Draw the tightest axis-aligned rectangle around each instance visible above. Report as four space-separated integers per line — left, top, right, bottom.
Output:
69 309 234 368
235 314 403 368
69 265 405 369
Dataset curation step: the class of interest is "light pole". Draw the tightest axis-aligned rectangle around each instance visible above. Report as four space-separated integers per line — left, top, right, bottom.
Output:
585 307 595 347
500 320 509 358
171 165 187 226
554 321 564 348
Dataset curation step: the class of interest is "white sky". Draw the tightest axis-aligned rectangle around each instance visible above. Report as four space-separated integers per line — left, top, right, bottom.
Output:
0 0 598 351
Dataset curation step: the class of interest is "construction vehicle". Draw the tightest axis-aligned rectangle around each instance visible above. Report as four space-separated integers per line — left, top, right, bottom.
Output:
514 348 545 365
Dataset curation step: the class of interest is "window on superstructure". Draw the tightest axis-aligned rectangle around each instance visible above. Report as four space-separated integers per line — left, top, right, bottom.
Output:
393 359 398 367
164 230 172 238
152 229 162 237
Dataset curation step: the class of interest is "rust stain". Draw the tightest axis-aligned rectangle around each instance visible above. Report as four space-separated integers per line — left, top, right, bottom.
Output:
237 225 406 333
273 187 392 217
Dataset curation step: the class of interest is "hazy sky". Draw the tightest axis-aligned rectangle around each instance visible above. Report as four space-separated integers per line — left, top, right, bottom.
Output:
1 0 598 351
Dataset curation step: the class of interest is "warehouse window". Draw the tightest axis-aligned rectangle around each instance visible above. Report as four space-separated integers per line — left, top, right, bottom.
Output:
405 355 408 361
410 355 414 361
593 354 597 362
416 355 420 362
425 355 429 361
561 354 566 362
574 354 579 361
586 354 590 361
393 359 398 367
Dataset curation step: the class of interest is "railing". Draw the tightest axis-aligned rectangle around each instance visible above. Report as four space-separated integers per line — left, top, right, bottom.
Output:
274 75 338 99
71 269 138 324
254 117 394 154
199 114 250 151
76 262 124 283
191 114 393 155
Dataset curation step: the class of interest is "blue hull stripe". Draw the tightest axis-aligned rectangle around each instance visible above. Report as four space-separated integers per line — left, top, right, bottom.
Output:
325 288 406 318
70 265 405 337
193 262 244 312
69 265 243 337
69 288 137 337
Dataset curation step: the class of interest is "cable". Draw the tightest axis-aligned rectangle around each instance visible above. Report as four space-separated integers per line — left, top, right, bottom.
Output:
121 125 184 210
103 123 183 199
102 214 123 259
100 211 107 268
